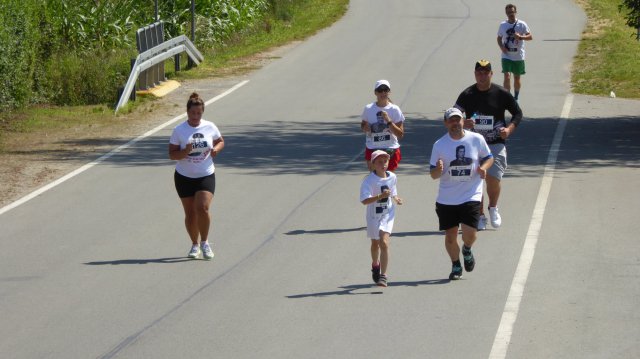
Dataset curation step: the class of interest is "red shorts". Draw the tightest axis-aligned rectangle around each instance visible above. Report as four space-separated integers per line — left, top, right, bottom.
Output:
365 147 402 171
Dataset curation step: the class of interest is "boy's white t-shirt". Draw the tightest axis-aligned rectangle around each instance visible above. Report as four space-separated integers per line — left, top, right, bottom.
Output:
361 102 405 150
360 171 398 219
429 131 492 205
169 120 221 178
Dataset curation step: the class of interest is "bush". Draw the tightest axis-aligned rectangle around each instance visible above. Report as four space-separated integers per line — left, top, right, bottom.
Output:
0 0 40 111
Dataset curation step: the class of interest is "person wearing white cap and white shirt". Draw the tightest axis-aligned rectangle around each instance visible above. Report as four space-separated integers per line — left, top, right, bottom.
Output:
360 79 405 172
360 150 403 287
429 108 494 280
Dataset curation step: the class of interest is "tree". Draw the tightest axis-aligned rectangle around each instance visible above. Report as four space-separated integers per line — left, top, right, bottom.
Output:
619 0 640 40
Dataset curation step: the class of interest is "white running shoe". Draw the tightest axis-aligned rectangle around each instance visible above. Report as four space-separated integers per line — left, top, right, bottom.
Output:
489 207 502 228
201 242 214 260
188 245 201 258
478 215 487 231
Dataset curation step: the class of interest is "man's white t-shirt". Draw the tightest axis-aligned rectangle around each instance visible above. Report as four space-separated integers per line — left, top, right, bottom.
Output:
497 19 531 61
429 131 492 205
361 102 405 150
169 120 221 178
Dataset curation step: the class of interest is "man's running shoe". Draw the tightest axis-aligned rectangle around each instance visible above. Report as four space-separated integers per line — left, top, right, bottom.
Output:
377 274 388 287
462 246 475 272
201 242 214 260
489 207 502 228
477 215 487 231
371 263 381 284
188 245 200 259
449 263 463 280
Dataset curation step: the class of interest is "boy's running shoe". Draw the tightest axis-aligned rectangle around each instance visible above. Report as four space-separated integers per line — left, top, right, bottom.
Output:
449 264 463 280
372 263 381 283
462 247 475 272
377 274 388 287
201 242 214 260
188 245 200 259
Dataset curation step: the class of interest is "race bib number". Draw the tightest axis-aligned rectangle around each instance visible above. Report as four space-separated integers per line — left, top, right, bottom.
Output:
474 116 494 131
450 165 472 182
373 133 391 142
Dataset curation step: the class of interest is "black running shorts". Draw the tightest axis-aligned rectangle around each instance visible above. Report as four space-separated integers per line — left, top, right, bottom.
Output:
435 201 481 230
174 171 216 198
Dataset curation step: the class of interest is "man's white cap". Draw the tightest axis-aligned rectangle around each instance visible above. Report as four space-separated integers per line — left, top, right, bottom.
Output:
374 79 391 91
444 107 464 120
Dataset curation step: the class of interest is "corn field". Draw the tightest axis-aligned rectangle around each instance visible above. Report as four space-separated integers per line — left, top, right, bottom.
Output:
0 0 288 110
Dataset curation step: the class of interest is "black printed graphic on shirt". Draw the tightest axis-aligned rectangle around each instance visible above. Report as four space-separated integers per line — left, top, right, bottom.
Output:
449 145 472 181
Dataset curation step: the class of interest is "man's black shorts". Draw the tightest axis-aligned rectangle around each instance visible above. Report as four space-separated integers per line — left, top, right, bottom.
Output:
435 201 481 230
174 171 216 198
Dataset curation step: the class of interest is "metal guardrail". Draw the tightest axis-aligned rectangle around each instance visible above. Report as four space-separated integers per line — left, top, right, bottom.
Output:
115 35 204 113
136 22 166 90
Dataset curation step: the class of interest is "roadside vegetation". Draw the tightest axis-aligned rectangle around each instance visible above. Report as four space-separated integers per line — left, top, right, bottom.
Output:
572 0 640 98
0 0 638 152
0 0 349 147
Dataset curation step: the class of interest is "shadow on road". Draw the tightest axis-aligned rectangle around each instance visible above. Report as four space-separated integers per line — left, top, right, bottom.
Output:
84 257 193 265
286 279 450 298
27 114 638 176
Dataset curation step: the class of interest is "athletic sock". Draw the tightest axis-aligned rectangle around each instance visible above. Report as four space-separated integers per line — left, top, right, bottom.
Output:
514 91 519 100
462 245 472 253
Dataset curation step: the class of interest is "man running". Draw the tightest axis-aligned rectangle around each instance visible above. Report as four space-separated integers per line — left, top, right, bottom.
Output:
497 3 532 101
455 60 522 230
429 107 494 280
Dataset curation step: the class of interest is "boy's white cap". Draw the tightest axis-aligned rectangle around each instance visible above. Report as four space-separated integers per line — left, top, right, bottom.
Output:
374 79 391 91
371 149 390 163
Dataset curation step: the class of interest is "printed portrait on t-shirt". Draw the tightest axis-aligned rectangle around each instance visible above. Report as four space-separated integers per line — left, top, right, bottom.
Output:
370 111 391 143
188 132 209 157
449 145 472 179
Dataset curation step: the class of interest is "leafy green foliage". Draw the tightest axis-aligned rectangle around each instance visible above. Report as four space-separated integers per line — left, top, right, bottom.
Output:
619 0 640 34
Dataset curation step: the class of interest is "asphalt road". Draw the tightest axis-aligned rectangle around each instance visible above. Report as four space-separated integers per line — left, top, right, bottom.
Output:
2 1 639 358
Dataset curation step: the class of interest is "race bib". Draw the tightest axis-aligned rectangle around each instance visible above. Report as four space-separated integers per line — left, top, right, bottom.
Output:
474 115 494 131
373 132 391 142
449 165 472 182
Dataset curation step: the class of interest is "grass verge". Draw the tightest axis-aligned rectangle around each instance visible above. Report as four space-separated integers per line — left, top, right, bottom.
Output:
572 0 640 98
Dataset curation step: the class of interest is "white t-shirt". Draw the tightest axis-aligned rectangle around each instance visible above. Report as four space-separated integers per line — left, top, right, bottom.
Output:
429 131 492 205
497 19 531 61
360 171 398 220
169 119 221 178
361 102 405 150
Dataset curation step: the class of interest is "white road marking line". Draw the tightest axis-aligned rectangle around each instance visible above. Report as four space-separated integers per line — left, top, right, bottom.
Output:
0 80 249 216
489 94 573 359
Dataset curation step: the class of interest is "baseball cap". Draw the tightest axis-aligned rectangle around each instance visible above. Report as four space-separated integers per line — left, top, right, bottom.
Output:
371 149 390 163
374 79 391 91
475 59 492 71
444 107 464 120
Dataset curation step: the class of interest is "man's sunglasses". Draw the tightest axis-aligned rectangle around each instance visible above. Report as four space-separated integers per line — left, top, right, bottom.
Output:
375 87 390 93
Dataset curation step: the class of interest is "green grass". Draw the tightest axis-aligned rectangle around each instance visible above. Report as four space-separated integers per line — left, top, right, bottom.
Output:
572 0 640 98
0 0 348 148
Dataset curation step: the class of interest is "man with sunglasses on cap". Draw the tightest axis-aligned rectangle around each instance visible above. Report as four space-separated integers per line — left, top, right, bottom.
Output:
360 79 405 172
430 107 494 280
454 60 522 231
497 3 532 101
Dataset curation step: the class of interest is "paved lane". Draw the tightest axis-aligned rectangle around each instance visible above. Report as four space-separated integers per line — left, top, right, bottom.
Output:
3 1 638 358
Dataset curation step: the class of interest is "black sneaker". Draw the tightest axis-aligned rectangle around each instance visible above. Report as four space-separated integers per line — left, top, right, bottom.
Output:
372 263 381 283
377 274 388 287
449 264 463 280
462 247 475 272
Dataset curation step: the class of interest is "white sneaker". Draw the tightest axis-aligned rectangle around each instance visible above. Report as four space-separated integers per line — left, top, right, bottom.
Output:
201 242 214 260
489 207 502 228
188 245 200 258
477 215 487 231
